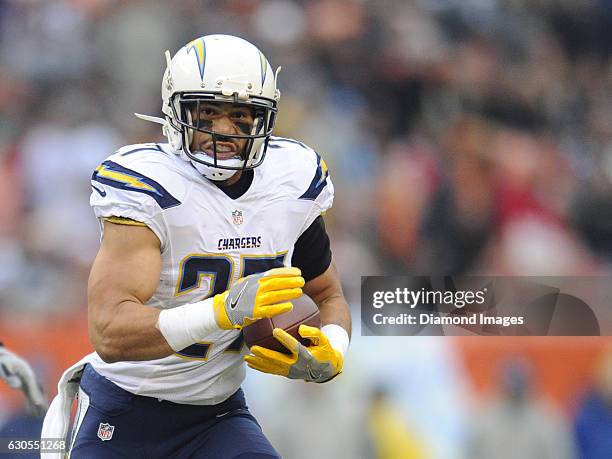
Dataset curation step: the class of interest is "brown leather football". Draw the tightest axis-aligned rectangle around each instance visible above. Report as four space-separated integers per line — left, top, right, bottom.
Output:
243 294 321 354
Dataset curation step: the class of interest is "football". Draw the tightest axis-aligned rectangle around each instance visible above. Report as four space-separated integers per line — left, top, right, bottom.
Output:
243 294 321 354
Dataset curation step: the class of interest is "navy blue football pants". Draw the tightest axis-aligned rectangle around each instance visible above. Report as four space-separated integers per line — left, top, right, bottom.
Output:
69 365 280 458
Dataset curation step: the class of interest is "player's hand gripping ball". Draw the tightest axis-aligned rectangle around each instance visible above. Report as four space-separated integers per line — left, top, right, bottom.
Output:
242 294 321 354
245 324 344 383
213 267 304 330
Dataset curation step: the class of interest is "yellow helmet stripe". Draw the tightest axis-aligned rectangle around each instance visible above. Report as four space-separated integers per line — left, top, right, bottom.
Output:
186 37 207 80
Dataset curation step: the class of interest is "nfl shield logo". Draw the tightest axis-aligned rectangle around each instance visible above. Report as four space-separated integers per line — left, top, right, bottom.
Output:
97 422 114 441
232 210 243 225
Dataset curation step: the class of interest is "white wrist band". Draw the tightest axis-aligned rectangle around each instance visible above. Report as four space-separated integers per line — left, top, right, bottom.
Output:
321 324 350 357
157 297 219 352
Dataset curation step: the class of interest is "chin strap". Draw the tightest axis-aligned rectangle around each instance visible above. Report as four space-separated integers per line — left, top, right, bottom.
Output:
134 113 166 125
134 112 183 151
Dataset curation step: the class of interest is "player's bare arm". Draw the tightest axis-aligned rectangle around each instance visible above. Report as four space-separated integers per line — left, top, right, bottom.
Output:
303 258 352 338
88 220 172 363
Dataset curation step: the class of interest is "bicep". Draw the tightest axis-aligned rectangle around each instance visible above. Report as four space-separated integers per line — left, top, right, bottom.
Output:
88 220 161 312
87 221 174 362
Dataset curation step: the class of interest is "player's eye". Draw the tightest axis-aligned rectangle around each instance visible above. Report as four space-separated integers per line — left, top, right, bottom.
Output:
230 110 254 133
199 107 218 118
230 111 252 120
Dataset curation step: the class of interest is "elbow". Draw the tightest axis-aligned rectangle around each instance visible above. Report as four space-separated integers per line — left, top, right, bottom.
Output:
89 315 123 364
95 342 122 364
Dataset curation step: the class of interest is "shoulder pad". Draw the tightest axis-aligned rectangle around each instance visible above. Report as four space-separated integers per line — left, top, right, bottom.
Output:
90 144 184 250
92 159 181 210
266 136 334 211
94 143 189 209
115 143 166 157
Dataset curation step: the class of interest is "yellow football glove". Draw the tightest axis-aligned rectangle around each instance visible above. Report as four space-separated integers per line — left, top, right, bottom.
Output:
244 324 344 383
213 267 304 330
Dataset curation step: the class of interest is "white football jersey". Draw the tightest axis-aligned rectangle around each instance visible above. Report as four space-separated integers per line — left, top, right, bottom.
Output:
87 137 334 405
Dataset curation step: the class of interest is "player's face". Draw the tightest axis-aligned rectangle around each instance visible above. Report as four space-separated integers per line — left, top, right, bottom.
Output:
189 102 255 160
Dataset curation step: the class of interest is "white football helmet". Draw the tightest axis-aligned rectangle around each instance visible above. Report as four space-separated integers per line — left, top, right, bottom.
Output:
136 34 280 181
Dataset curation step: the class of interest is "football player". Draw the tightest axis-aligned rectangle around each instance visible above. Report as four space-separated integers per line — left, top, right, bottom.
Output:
0 343 48 417
44 35 351 458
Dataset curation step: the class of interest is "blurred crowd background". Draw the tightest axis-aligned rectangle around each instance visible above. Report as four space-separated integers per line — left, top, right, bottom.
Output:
1 0 612 458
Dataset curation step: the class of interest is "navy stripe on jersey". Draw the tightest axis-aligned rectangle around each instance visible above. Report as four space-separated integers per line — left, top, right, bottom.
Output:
92 160 181 210
299 153 329 201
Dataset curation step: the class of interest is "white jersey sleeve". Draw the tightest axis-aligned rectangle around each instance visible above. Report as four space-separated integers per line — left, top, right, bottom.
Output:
90 144 185 249
267 137 335 236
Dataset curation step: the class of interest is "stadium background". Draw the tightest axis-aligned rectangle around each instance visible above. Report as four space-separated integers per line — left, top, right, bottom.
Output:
0 0 611 457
